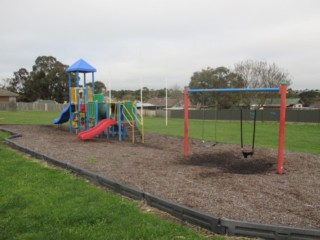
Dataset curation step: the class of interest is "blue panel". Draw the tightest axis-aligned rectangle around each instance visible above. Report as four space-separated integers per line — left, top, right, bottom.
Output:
67 59 96 73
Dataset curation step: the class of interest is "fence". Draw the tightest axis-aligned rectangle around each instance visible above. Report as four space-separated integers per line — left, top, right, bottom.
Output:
153 109 320 123
1 102 319 123
0 102 67 112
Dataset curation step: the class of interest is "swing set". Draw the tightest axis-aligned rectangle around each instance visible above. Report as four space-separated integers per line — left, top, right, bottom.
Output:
183 83 287 174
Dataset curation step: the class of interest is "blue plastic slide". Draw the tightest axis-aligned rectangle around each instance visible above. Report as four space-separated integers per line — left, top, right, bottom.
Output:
53 103 71 124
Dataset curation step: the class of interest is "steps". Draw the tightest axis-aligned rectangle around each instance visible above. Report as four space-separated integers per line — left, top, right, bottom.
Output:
123 122 143 144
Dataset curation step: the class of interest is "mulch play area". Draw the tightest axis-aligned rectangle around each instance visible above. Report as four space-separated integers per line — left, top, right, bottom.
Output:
2 125 320 230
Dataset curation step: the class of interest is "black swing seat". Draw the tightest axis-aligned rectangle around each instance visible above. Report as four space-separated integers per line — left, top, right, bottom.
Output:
242 150 254 158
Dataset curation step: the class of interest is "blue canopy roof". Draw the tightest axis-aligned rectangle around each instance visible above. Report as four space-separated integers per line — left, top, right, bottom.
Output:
66 59 96 73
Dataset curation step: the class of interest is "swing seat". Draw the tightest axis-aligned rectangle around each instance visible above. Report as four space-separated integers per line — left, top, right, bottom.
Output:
202 140 218 148
242 151 254 158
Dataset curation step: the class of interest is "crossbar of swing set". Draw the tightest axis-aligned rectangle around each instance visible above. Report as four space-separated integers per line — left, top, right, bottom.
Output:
187 87 279 93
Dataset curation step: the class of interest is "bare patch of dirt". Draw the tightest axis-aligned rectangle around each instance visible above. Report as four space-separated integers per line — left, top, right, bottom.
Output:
1 124 320 229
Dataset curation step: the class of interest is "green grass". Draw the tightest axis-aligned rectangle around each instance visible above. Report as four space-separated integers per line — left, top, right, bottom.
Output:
1 111 319 154
0 111 59 125
0 132 222 240
144 117 320 154
3 111 315 238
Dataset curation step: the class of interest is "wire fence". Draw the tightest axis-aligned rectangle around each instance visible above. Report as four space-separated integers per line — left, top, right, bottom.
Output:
0 102 67 112
155 109 320 123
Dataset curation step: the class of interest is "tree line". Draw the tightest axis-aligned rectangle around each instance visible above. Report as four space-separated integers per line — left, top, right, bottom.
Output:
0 56 183 103
188 60 292 108
1 56 319 107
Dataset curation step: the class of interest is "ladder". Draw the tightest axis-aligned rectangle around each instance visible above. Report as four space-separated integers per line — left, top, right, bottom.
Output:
123 122 143 144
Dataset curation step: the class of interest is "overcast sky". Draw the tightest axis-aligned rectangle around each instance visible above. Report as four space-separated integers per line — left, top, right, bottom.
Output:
1 0 319 90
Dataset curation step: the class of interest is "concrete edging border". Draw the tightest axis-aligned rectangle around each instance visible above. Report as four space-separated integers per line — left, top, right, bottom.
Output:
1 128 320 240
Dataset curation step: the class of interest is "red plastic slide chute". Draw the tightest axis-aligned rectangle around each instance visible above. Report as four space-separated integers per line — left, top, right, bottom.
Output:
77 119 117 140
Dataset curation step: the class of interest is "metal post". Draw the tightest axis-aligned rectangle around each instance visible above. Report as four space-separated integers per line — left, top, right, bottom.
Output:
95 101 98 126
277 83 287 174
118 102 122 142
76 72 81 133
83 73 88 130
68 73 72 133
184 87 189 157
92 72 95 97
105 103 109 140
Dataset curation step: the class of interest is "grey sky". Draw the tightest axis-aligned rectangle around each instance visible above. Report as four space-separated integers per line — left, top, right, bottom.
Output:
1 0 319 90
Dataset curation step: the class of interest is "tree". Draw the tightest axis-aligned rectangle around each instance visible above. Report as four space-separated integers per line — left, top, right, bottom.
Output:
157 88 166 98
299 90 319 107
287 88 300 98
168 84 183 100
233 60 291 88
142 87 150 100
233 60 292 108
5 68 29 93
189 67 244 109
24 56 68 103
86 81 107 94
47 65 69 103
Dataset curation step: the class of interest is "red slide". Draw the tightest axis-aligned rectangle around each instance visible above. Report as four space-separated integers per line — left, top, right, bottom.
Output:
77 119 117 140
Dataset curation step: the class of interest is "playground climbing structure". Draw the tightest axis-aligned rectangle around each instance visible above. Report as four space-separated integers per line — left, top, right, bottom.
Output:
53 58 144 144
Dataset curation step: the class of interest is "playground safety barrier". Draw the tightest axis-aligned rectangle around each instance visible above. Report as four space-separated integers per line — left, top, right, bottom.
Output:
2 128 320 240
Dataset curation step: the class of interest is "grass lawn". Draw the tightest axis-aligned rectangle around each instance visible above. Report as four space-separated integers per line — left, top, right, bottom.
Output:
1 111 319 154
1 110 318 239
0 111 59 125
0 132 225 240
144 117 320 154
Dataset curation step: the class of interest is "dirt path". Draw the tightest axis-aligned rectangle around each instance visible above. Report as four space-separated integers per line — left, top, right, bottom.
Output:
2 124 320 229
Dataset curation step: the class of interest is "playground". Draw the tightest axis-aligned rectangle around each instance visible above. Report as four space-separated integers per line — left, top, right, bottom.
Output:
2 59 319 236
2 124 319 230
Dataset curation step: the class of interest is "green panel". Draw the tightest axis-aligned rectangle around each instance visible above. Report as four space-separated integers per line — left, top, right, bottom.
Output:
93 94 104 103
87 102 96 119
123 101 134 121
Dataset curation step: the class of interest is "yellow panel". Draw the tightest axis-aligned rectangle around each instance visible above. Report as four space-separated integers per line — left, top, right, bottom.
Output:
70 87 77 104
87 87 93 102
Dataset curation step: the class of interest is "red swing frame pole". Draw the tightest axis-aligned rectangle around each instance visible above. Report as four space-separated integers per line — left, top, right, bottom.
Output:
277 82 287 174
184 87 189 157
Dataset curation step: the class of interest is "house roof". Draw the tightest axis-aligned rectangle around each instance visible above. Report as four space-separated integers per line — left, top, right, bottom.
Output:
136 102 155 108
0 89 19 97
250 98 301 107
66 59 96 73
147 98 181 107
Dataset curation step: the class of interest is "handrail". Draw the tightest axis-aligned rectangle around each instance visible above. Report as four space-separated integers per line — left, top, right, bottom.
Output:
122 104 142 126
121 105 134 127
136 105 144 143
121 104 135 144
122 103 144 144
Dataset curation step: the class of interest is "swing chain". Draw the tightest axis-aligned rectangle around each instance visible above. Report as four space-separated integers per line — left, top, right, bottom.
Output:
240 108 257 158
